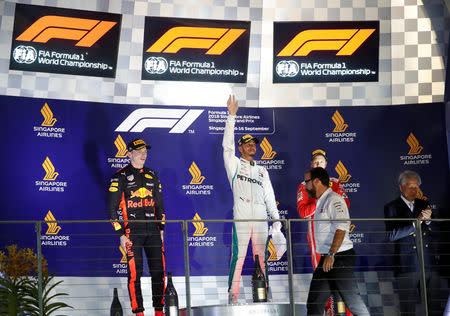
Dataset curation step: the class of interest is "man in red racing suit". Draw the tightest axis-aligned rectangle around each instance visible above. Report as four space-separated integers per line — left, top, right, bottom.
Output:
107 139 165 316
297 149 350 316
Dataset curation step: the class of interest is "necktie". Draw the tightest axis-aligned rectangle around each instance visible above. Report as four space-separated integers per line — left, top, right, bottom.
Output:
409 202 416 229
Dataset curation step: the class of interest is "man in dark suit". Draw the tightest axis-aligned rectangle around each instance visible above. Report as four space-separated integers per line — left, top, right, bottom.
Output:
384 170 438 316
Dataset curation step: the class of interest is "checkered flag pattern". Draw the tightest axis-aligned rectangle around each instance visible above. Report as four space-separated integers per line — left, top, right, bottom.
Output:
0 0 448 108
54 270 424 315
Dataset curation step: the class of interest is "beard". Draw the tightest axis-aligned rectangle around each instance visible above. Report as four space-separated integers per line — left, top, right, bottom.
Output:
305 187 316 198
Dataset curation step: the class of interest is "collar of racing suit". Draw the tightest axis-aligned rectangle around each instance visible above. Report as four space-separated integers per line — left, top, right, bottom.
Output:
240 157 255 166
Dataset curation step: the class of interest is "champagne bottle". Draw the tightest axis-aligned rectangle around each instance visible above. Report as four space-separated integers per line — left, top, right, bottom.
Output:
110 288 123 316
164 271 179 315
333 291 347 316
252 255 267 303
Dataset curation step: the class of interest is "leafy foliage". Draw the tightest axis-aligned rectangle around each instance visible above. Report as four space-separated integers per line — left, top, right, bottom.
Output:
0 244 48 279
0 245 72 315
0 277 32 315
22 274 72 316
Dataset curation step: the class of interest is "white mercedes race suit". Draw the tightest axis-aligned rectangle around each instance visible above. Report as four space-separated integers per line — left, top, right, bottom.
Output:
223 114 280 299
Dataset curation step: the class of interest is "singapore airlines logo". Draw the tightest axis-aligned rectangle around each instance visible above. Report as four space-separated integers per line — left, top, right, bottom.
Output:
115 108 203 133
44 211 61 235
349 224 356 233
119 246 127 263
41 103 57 127
277 29 375 56
114 135 128 158
407 133 423 155
332 111 348 133
335 161 351 183
189 162 205 184
147 27 246 55
260 137 277 160
42 157 59 181
192 213 208 236
416 188 428 201
267 239 278 261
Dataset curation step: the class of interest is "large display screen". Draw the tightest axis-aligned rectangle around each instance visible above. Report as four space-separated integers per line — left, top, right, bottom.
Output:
273 21 379 83
141 17 250 83
9 4 122 78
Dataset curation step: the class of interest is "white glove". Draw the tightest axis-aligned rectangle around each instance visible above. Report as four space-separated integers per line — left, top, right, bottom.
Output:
271 230 287 260
269 221 282 234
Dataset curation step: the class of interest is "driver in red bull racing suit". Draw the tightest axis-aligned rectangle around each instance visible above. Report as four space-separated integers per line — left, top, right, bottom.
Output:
107 139 165 316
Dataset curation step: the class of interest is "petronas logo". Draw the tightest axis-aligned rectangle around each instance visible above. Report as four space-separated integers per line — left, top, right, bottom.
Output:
332 110 348 133
267 238 278 261
192 213 208 236
114 135 128 158
44 211 61 235
41 103 57 127
260 137 277 160
189 162 205 184
335 160 351 183
407 133 423 155
42 157 59 181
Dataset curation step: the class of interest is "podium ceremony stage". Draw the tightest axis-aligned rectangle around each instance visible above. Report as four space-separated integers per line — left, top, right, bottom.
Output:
179 302 306 316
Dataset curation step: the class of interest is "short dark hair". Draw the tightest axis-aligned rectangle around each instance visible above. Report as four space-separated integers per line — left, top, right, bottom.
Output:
307 167 329 186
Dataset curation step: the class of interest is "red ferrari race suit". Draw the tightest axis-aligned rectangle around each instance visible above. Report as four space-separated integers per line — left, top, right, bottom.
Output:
107 164 166 314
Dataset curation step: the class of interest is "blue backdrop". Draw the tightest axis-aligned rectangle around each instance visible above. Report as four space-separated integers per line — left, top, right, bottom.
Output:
0 95 448 277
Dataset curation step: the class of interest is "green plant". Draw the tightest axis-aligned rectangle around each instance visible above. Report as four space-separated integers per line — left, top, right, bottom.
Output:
0 244 72 315
0 276 32 315
22 274 72 316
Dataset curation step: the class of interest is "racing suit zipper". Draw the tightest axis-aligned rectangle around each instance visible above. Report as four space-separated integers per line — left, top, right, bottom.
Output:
250 162 254 218
139 170 148 232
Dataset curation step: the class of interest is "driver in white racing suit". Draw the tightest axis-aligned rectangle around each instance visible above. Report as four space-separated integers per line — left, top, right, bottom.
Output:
223 95 281 304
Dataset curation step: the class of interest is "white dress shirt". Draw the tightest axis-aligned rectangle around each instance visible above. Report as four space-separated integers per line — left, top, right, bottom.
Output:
314 188 353 254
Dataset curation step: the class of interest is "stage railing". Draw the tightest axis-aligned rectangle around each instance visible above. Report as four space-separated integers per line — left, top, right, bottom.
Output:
0 218 448 316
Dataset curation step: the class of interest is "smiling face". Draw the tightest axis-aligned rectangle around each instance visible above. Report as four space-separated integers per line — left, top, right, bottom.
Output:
310 155 327 169
128 147 147 169
238 140 257 161
399 177 419 202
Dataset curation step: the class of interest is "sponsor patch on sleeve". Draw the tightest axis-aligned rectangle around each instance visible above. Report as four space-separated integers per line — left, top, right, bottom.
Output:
109 187 118 192
333 201 344 212
112 222 122 231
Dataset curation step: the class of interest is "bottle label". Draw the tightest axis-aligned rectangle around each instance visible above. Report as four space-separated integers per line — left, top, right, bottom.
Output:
337 301 346 313
257 287 266 300
169 306 178 315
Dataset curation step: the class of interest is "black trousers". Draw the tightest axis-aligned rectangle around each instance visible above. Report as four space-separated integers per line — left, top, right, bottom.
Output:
396 271 442 316
306 248 370 316
126 227 165 313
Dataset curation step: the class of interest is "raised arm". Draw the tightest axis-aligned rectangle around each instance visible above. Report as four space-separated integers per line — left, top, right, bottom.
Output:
223 95 239 176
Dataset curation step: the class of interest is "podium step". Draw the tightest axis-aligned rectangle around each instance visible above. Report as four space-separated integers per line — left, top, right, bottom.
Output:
179 302 306 316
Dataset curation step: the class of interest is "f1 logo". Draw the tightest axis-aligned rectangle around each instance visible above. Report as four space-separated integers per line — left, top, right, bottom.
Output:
16 15 117 47
146 27 246 55
277 29 375 56
116 108 204 134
